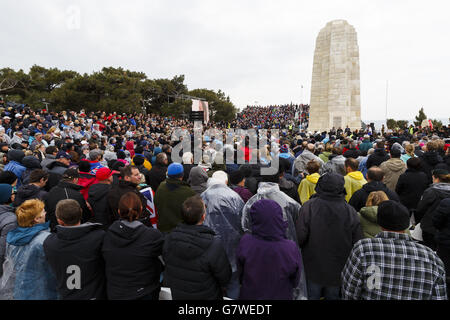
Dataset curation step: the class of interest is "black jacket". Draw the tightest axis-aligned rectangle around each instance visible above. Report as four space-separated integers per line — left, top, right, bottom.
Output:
102 220 164 300
432 198 450 248
88 183 113 229
44 181 92 232
43 223 106 300
145 164 167 192
395 168 429 211
20 156 42 186
45 161 69 191
295 182 363 287
366 148 390 169
162 223 232 300
106 180 150 226
349 181 400 212
416 183 450 235
420 151 444 184
13 184 48 207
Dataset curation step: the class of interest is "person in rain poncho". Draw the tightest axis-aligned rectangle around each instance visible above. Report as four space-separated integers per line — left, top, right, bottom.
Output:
236 199 303 300
241 175 308 299
0 199 57 300
201 170 244 300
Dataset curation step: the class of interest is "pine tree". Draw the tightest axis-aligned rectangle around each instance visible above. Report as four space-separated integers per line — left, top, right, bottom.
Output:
414 107 427 127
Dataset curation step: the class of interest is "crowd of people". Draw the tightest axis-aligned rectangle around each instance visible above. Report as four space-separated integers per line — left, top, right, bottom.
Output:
0 99 449 300
236 104 310 130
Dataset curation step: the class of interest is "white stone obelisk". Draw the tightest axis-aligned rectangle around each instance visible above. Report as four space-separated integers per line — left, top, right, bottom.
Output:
308 20 361 132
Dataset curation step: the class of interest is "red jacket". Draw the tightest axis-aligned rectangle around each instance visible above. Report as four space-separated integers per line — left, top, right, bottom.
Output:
78 172 97 200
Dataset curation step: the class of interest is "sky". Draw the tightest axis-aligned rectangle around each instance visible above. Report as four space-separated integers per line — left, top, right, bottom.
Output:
1 0 449 122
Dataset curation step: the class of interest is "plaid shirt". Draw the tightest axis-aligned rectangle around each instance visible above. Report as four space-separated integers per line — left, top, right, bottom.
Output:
341 231 447 300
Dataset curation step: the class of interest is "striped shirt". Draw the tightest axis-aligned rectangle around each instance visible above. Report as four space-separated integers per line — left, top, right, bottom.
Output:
341 231 447 300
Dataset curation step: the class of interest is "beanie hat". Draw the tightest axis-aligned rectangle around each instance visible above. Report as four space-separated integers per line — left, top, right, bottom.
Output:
96 167 113 181
377 200 410 231
167 163 184 177
0 184 12 204
280 144 289 153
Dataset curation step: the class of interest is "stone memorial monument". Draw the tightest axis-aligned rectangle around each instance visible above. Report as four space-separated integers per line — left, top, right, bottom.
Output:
308 20 361 132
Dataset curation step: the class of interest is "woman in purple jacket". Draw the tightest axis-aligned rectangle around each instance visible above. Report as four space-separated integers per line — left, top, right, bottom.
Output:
236 199 303 300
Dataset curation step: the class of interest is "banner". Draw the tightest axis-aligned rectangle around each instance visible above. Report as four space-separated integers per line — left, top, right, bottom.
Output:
191 99 209 124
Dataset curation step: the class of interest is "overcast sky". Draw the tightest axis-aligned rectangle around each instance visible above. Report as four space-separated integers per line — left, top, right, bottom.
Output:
1 0 449 122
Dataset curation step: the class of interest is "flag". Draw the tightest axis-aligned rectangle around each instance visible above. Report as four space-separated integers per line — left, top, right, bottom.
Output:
140 187 158 229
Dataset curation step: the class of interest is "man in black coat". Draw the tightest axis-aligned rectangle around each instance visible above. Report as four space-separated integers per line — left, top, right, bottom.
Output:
88 167 114 229
366 141 390 169
395 157 429 213
162 195 232 299
43 199 106 300
107 165 151 227
295 173 363 300
44 151 71 191
145 152 168 192
349 166 400 212
44 168 92 232
13 169 48 207
419 141 445 184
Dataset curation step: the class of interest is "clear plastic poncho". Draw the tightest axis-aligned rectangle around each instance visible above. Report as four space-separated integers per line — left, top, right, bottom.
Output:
241 182 308 300
201 183 245 273
0 231 58 300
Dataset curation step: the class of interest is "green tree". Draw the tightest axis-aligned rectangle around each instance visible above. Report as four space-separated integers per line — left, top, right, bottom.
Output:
414 107 427 127
396 120 409 129
386 118 397 129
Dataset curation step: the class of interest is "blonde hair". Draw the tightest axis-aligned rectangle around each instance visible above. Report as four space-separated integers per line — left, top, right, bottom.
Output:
405 144 415 157
16 199 45 227
366 191 389 207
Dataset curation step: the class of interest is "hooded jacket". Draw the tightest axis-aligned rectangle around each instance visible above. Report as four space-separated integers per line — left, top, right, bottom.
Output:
40 154 56 170
295 173 363 287
416 183 450 235
188 166 209 195
432 198 450 248
45 160 69 191
358 206 382 238
0 222 58 300
349 181 400 212
43 223 106 300
0 204 17 276
323 155 346 176
4 150 26 186
236 199 302 300
395 168 429 210
44 181 92 232
366 148 390 169
292 150 324 177
279 177 300 203
102 220 164 300
298 173 320 204
230 185 254 204
13 184 48 207
154 178 196 233
379 158 407 191
200 183 244 272
88 183 113 229
162 223 232 300
344 171 368 202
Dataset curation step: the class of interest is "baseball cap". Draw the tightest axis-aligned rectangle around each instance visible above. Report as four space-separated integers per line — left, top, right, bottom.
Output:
56 151 72 160
96 167 113 181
